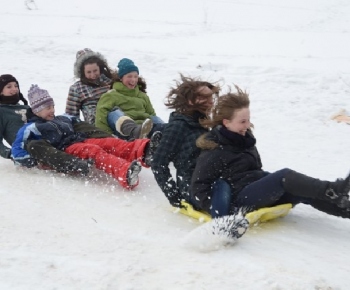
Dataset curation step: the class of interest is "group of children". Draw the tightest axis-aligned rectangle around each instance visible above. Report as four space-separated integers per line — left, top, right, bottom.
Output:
1 48 350 234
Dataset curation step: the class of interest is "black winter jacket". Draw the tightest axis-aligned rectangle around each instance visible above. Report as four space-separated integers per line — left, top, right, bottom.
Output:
151 111 208 203
0 103 29 158
191 126 266 213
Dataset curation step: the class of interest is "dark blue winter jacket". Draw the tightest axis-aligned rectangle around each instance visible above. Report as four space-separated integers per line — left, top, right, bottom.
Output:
11 114 86 167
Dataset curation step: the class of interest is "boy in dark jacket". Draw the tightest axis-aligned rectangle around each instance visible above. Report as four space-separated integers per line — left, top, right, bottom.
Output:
12 84 159 189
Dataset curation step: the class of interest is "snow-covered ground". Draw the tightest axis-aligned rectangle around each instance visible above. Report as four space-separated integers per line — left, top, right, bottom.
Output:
1 0 350 289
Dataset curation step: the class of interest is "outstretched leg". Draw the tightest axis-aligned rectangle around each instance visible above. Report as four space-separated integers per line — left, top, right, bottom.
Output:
65 142 141 189
84 137 150 167
26 139 90 175
283 169 350 208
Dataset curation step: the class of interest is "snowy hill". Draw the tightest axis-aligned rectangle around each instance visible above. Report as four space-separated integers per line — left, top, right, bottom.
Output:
1 0 350 289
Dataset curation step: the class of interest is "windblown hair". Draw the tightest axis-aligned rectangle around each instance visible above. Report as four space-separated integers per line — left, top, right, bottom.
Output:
202 85 250 128
165 74 220 116
79 56 117 87
110 75 147 93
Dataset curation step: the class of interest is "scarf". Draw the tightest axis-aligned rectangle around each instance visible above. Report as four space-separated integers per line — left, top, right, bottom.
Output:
0 93 20 105
219 126 256 148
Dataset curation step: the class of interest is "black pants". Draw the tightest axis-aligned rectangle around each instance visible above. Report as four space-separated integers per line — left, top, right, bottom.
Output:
26 121 112 173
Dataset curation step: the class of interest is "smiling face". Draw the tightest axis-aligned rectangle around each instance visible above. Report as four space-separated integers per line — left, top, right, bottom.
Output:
223 107 251 136
36 105 55 121
1 81 19 96
83 63 101 81
121 71 139 89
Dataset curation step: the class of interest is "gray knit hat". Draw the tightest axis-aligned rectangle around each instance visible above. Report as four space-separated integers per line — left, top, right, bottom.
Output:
28 84 55 113
73 48 108 78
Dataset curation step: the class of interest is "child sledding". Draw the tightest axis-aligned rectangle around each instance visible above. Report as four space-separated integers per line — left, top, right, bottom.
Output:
11 84 161 189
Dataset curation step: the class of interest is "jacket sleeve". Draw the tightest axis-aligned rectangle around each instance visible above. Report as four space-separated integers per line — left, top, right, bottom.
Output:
151 121 184 205
191 150 225 212
11 123 40 167
65 85 81 118
94 91 115 134
0 138 11 159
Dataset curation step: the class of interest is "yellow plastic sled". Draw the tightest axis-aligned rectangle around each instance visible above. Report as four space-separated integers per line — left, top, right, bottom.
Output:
177 201 292 225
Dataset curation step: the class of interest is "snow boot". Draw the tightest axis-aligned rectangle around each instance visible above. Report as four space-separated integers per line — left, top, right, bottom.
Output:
282 170 350 209
126 160 142 187
116 116 153 140
66 159 92 176
212 213 249 240
144 131 163 166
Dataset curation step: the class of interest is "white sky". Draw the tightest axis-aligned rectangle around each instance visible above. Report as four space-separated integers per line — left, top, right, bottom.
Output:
1 0 350 289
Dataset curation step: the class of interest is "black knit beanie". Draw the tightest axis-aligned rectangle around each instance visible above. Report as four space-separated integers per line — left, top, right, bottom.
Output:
0 74 28 105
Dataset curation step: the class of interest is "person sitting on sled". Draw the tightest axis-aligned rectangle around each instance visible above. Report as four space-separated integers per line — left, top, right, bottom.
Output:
95 58 165 140
12 84 161 189
0 74 30 160
0 73 102 175
151 74 220 207
65 48 117 125
190 85 350 218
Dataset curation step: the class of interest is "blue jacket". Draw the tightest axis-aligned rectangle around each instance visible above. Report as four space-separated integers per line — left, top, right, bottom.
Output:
11 114 86 167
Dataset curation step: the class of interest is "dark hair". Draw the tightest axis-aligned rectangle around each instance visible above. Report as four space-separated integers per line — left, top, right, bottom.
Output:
80 56 117 86
202 85 250 128
165 74 220 115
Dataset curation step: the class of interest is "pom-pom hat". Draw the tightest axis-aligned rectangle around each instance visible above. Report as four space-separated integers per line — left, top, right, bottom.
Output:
27 84 55 113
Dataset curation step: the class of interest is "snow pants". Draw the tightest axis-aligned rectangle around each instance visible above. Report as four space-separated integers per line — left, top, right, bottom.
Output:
65 138 149 189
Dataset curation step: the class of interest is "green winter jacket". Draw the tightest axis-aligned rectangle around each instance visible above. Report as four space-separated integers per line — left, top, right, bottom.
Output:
95 82 156 134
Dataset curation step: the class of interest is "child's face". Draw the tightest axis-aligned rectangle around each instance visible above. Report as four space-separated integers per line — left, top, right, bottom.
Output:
1 81 19 96
223 107 251 136
36 105 55 121
84 63 101 81
121 72 139 89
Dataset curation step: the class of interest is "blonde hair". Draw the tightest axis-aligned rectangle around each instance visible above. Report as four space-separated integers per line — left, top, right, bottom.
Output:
201 85 250 128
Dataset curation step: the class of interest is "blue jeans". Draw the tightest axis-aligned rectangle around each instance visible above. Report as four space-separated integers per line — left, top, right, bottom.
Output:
107 109 125 135
149 116 166 136
236 168 311 209
211 179 232 218
107 109 166 138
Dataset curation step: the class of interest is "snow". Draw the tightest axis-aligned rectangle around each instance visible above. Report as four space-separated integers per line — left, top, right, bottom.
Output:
1 0 350 289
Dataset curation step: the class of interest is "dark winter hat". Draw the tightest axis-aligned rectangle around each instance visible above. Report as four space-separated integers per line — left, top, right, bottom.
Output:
27 84 55 113
0 74 28 105
117 58 139 79
74 48 108 78
0 74 18 94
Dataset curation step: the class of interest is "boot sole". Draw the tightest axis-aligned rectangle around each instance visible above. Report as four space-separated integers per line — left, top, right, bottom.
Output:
127 161 142 187
139 119 153 139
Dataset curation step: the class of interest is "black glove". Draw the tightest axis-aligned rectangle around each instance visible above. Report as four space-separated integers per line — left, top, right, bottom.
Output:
167 192 184 208
5 149 12 159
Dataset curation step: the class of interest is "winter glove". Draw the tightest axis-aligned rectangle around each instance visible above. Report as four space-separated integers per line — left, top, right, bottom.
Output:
167 192 185 208
5 149 12 159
